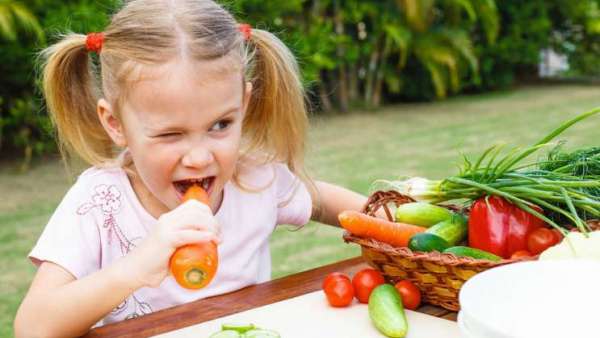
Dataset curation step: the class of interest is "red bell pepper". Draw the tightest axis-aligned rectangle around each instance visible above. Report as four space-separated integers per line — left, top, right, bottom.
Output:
468 195 544 258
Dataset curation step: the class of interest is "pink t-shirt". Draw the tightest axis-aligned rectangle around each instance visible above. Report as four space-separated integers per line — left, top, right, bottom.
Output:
29 162 312 326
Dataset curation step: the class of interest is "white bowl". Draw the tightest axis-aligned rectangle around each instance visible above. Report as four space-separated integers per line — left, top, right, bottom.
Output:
458 259 600 338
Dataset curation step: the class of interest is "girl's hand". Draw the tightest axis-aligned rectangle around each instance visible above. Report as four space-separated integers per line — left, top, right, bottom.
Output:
123 200 221 288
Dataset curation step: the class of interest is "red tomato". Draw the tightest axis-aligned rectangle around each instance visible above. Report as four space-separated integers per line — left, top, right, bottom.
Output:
527 228 560 255
394 280 421 310
352 268 386 303
323 276 354 307
510 250 532 259
322 272 350 290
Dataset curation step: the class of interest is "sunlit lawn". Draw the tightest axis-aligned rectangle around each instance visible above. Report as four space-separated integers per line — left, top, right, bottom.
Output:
1 84 599 337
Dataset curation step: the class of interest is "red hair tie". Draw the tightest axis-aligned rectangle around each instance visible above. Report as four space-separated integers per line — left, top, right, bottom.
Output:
86 32 104 53
238 23 252 41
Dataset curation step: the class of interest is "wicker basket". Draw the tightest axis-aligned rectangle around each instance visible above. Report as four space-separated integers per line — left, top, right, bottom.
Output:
343 190 599 311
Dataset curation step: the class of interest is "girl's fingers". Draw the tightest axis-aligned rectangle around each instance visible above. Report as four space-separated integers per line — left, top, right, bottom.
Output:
172 230 219 248
160 200 220 234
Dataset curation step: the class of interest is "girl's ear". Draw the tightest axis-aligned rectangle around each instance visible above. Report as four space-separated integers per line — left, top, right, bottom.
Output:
97 98 127 147
242 81 253 116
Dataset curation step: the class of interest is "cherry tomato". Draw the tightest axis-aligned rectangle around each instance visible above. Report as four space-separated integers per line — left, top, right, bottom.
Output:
527 228 560 255
394 280 422 310
352 268 385 303
323 276 354 307
322 272 350 290
510 250 532 259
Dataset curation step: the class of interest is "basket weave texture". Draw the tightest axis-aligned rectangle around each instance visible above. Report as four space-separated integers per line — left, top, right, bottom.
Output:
343 190 600 311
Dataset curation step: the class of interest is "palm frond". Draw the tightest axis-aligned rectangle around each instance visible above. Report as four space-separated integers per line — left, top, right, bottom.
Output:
397 0 434 32
438 28 478 73
0 5 16 40
470 0 499 44
10 2 44 42
449 0 477 22
383 23 412 67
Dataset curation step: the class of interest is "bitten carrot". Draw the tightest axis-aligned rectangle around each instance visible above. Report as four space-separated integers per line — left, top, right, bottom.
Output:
169 185 218 289
339 210 426 247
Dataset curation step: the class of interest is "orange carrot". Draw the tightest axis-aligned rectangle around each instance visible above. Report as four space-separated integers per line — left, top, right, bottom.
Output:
338 210 426 247
170 185 218 289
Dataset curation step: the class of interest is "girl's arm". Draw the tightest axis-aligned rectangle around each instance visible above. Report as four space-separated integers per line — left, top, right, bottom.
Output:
313 181 368 227
14 258 141 338
15 200 220 338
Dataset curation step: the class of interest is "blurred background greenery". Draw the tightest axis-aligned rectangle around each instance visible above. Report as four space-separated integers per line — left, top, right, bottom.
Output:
1 0 599 169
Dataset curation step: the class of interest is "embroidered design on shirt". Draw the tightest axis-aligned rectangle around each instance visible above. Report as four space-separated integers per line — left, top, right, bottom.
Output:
77 184 136 255
112 294 153 319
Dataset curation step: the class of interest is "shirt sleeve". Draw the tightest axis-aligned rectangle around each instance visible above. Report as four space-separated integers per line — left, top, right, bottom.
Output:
274 163 313 226
29 176 102 279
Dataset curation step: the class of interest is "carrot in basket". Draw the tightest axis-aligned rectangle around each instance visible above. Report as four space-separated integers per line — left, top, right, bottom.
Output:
339 210 426 247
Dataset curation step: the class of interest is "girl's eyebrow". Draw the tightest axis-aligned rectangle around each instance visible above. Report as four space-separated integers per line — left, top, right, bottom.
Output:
208 107 240 123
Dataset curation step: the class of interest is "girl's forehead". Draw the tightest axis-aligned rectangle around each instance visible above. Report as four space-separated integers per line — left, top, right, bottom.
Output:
122 58 244 118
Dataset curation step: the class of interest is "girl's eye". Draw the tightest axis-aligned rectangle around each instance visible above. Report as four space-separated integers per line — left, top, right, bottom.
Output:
211 119 232 132
155 132 181 138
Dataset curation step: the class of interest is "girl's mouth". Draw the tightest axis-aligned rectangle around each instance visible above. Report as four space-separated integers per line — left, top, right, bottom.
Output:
173 176 216 197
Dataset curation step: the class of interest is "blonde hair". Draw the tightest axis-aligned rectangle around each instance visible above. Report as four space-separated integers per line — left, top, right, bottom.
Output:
40 0 319 214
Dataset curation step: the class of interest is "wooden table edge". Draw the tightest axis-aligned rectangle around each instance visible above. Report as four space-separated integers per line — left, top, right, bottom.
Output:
83 256 455 337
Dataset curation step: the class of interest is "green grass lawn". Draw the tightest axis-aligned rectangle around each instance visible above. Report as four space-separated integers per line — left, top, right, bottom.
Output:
2 84 600 337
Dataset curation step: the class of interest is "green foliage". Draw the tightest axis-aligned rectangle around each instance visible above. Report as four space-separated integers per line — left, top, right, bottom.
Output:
475 0 552 89
0 0 117 164
0 0 598 164
0 0 44 42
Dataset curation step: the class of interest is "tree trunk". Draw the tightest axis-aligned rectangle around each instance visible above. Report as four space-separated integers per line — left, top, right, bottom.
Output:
364 38 381 108
333 0 348 112
372 37 392 107
318 71 333 113
348 62 358 102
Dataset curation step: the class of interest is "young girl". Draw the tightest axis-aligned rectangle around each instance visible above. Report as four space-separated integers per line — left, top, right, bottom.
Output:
14 0 367 337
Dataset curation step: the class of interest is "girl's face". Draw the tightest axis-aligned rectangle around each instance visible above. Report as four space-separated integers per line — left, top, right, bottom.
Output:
98 58 251 217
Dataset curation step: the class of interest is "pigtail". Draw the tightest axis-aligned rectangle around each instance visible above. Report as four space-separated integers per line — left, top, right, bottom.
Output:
243 29 321 218
243 29 307 171
40 33 113 166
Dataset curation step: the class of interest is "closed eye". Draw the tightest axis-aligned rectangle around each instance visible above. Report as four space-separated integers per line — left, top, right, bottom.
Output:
154 132 181 138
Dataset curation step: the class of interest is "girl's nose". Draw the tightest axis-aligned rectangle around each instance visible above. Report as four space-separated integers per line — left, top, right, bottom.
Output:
181 145 214 169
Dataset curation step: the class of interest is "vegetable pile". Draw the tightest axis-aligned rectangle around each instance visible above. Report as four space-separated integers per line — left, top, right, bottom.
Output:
340 107 600 261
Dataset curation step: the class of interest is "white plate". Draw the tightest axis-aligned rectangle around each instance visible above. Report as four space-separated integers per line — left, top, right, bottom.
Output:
459 259 600 338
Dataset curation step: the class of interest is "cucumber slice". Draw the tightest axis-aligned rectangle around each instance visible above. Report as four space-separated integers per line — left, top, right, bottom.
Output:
221 323 256 334
243 329 281 338
209 330 242 338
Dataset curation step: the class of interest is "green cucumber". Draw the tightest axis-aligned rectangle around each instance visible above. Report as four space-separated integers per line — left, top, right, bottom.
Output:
209 330 242 338
408 233 450 252
243 329 281 338
368 284 408 338
221 323 256 334
425 215 468 246
395 202 453 227
444 246 502 261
